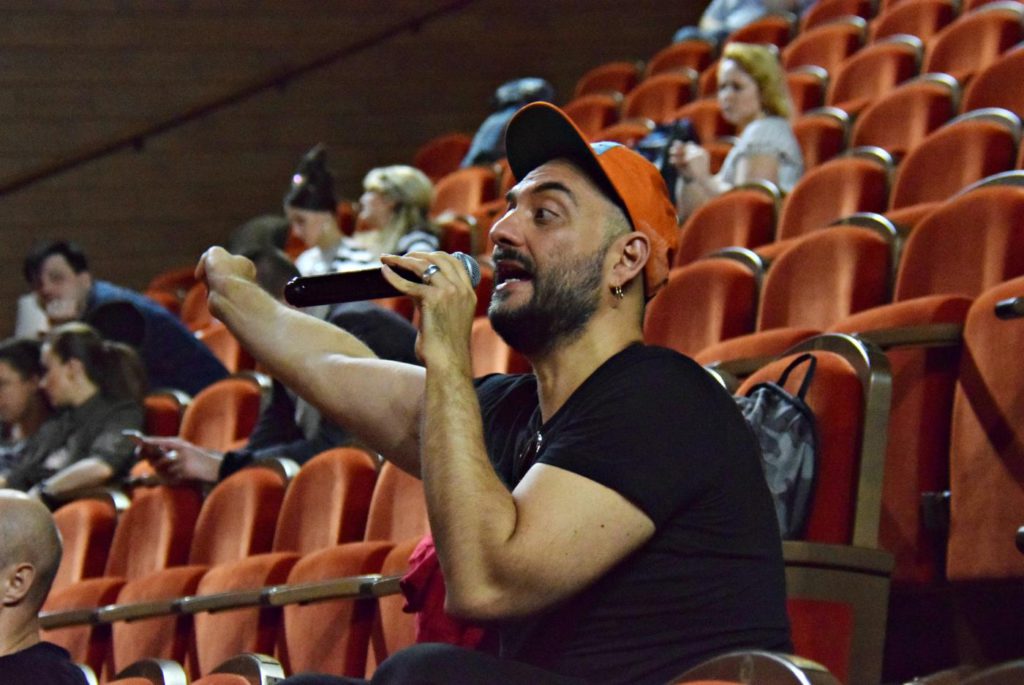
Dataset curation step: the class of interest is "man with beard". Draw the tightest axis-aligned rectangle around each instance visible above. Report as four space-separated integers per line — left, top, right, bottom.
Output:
197 102 790 684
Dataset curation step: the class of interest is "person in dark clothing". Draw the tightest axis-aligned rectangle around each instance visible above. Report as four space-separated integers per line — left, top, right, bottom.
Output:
23 240 228 396
0 489 87 684
197 101 790 684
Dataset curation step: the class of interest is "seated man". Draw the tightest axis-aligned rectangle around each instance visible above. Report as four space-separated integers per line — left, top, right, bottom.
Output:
23 240 228 396
198 102 790 684
0 489 87 684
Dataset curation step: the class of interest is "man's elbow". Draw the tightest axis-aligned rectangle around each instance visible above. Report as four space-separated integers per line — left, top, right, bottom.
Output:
443 580 539 623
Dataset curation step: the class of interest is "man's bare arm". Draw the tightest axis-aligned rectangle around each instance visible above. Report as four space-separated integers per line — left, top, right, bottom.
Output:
383 252 655 622
197 247 426 473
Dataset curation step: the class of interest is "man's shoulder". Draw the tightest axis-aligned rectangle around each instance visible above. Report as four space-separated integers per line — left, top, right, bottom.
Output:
597 344 716 394
0 642 85 684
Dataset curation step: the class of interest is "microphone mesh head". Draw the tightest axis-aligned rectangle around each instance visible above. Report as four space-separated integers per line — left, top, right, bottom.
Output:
453 252 482 287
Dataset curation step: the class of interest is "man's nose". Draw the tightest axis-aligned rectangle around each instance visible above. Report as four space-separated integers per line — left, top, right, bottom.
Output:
488 207 522 248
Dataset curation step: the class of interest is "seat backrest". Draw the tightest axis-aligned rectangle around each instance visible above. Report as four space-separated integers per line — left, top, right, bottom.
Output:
777 154 890 241
143 389 191 437
573 60 641 98
672 98 736 144
802 0 876 32
593 119 655 147
737 334 892 546
946 275 1024 581
188 465 286 566
364 462 429 543
827 36 922 113
889 109 1021 210
645 38 715 77
562 93 621 140
923 1 1024 84
792 107 850 169
271 447 378 554
430 166 498 217
644 257 759 358
195 320 253 374
725 12 796 48
621 71 697 125
757 227 892 332
364 537 422 676
963 44 1024 120
870 0 956 42
52 498 119 592
786 66 829 115
675 183 779 265
894 183 1024 301
470 316 531 377
782 17 867 72
412 132 472 182
179 281 214 332
178 375 265 452
850 74 959 158
105 483 202 580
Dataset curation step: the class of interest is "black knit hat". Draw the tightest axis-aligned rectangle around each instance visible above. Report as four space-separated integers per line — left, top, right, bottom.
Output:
283 144 337 212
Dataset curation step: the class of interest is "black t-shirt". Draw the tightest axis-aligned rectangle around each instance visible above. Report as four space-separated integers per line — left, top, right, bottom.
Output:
476 344 791 685
0 641 88 685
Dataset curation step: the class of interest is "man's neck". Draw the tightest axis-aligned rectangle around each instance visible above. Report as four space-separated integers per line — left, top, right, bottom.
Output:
530 310 643 423
0 615 41 658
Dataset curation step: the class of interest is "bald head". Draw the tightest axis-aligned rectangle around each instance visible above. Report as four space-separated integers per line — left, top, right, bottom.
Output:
0 490 62 610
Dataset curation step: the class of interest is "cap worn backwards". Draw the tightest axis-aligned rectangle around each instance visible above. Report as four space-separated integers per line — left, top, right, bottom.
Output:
504 101 679 299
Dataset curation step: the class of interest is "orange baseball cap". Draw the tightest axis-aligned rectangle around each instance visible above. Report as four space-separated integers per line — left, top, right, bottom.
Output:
504 101 679 299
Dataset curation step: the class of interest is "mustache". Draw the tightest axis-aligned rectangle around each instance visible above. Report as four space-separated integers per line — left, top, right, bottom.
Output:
492 247 536 274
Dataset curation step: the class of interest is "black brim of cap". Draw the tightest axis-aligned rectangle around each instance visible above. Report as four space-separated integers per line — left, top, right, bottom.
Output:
505 103 623 208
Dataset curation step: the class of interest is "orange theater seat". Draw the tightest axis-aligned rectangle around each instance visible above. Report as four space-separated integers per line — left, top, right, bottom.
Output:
573 60 642 98
645 38 716 77
674 182 780 266
412 132 472 183
849 73 959 159
621 71 698 125
922 1 1024 85
782 17 867 73
644 255 760 358
177 374 268 452
870 0 956 43
826 35 923 115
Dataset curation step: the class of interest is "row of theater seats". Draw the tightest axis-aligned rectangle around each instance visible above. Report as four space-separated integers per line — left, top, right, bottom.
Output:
560 0 1023 133
405 2 1024 277
41 447 429 681
647 175 1024 579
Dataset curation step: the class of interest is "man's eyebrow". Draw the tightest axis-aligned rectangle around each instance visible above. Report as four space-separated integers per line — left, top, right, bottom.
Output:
506 181 579 207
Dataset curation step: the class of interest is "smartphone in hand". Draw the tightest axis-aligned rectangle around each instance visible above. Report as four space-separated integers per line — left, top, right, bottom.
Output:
122 430 165 462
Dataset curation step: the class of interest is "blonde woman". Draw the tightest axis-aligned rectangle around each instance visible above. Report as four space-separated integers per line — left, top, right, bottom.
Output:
334 165 440 272
670 42 804 221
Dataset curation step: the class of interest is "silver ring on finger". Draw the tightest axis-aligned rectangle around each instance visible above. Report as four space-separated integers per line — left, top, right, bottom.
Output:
421 264 441 285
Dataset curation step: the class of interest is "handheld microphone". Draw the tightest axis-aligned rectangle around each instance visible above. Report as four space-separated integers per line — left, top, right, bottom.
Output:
284 252 481 307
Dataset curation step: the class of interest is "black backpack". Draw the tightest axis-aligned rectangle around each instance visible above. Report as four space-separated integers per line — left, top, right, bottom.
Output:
735 353 820 540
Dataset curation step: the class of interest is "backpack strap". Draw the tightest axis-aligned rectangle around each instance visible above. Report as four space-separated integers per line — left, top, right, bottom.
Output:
776 352 818 401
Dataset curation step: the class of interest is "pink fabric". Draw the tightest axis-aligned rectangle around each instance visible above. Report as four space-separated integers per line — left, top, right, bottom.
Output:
400 535 490 649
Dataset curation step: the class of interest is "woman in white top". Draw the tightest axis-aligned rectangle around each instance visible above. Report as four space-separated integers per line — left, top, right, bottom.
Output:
670 42 804 222
284 146 439 277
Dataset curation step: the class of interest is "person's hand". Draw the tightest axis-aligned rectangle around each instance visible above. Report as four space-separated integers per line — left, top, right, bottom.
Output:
380 251 477 372
139 436 223 483
195 246 258 320
668 141 711 183
44 297 80 324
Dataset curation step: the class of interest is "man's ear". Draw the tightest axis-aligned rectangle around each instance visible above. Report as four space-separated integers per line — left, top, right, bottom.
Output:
2 562 36 606
610 232 650 289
